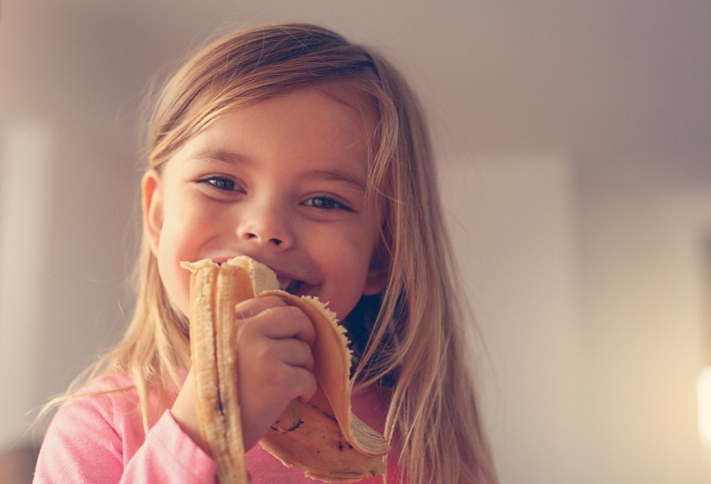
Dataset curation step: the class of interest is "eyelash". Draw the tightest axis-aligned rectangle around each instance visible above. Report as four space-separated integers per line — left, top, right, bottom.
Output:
198 176 352 211
199 176 240 192
302 196 352 211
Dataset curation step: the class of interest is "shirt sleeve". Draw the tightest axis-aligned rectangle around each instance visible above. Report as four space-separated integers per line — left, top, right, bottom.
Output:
121 411 216 483
33 392 216 484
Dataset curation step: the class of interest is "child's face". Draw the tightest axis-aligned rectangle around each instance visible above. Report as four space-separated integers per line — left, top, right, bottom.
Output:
142 86 385 321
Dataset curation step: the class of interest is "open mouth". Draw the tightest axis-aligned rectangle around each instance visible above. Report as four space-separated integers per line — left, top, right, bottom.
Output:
278 278 303 295
208 257 305 295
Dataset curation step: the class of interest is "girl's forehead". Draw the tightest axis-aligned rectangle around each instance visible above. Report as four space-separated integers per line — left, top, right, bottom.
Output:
170 87 374 167
154 81 384 177
205 84 379 151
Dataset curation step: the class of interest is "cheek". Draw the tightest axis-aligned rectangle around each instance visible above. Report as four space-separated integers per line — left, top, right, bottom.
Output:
159 192 215 258
156 244 192 317
154 209 198 317
336 240 377 290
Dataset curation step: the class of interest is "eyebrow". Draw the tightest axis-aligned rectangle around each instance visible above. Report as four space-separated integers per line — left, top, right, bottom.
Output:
307 169 367 192
191 149 252 167
190 149 367 192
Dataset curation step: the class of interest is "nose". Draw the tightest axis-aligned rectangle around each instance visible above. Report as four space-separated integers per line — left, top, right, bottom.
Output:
236 202 294 249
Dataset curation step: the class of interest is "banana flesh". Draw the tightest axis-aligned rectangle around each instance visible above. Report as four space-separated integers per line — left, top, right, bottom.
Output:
183 256 389 483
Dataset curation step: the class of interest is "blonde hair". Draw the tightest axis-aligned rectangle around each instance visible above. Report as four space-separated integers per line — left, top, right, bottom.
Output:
54 23 498 484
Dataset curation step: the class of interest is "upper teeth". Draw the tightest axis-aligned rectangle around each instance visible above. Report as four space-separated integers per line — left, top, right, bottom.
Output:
278 278 302 294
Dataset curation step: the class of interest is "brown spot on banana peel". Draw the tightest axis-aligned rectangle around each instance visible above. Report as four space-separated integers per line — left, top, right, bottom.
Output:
259 289 390 458
257 289 390 482
272 400 303 433
260 398 385 482
184 256 389 483
186 260 250 484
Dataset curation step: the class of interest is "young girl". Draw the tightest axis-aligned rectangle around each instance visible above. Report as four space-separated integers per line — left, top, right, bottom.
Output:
34 23 498 484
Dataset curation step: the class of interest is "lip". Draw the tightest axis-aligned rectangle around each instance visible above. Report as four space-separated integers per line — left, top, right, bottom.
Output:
201 255 236 266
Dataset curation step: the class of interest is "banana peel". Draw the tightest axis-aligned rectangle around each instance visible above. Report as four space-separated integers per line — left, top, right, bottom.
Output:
183 256 390 483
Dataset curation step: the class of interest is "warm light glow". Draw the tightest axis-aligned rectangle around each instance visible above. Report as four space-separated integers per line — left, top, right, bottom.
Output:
697 367 711 448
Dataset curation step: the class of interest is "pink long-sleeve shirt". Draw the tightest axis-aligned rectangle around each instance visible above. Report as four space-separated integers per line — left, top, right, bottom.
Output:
33 373 397 483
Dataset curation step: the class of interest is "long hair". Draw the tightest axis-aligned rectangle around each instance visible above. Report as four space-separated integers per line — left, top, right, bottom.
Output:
54 23 498 484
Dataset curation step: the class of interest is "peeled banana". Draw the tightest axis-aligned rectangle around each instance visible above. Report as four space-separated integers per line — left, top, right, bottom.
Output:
183 256 389 483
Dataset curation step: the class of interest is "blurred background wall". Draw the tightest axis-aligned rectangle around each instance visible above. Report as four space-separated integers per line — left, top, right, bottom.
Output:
1 1 710 483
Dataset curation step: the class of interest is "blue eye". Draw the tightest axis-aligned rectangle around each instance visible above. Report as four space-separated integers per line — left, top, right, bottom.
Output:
201 176 238 191
303 196 350 211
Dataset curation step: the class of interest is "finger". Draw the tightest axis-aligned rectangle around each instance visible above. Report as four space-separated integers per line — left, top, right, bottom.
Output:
236 297 316 346
274 338 315 373
234 295 286 320
290 367 318 403
241 327 315 374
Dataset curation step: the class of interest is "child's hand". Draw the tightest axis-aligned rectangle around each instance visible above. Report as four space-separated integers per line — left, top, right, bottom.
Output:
171 295 317 453
232 295 318 449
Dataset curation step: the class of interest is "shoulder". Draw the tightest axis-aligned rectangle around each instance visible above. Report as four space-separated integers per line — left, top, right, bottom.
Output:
34 373 138 480
38 373 150 465
35 372 210 482
44 372 146 449
61 373 140 419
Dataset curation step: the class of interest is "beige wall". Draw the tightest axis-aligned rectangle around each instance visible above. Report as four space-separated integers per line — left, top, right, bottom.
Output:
442 153 711 483
441 154 588 484
0 122 54 444
0 119 140 445
580 175 711 483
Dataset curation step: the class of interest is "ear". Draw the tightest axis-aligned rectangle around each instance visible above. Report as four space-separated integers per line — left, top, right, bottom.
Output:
363 244 389 296
142 169 164 256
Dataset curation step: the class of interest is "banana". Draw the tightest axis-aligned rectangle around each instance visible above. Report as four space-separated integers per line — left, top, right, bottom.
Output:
186 259 252 484
183 256 389 483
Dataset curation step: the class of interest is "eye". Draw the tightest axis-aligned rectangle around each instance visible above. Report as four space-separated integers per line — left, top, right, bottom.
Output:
199 176 240 192
303 196 351 211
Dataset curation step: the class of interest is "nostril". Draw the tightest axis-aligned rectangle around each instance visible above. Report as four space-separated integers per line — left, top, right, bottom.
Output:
239 220 291 248
244 232 284 246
